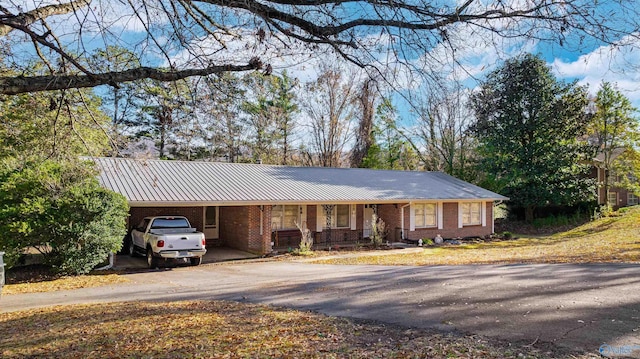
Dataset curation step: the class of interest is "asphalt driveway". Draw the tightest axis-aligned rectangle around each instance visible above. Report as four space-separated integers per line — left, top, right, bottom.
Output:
2 261 640 357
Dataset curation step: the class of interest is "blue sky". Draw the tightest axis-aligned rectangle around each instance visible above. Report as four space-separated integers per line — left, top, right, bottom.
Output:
11 1 639 126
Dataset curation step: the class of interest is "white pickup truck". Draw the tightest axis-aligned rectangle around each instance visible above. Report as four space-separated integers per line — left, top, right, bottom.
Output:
129 216 206 268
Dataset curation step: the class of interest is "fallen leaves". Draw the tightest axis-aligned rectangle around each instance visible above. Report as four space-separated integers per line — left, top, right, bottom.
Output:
2 273 129 295
0 300 584 358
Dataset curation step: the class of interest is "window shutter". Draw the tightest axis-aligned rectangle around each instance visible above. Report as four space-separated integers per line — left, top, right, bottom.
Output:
409 205 415 231
458 203 463 228
437 202 443 230
481 202 487 227
316 205 323 232
350 204 357 230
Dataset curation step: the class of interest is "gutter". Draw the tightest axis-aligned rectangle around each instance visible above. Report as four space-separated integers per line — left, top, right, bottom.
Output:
126 198 509 207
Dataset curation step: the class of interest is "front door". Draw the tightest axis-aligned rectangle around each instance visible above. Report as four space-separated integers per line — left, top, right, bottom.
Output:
203 206 219 239
363 206 374 238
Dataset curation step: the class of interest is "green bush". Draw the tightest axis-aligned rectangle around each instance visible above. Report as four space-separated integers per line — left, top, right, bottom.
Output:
591 204 611 220
421 238 434 246
0 160 129 274
532 211 587 228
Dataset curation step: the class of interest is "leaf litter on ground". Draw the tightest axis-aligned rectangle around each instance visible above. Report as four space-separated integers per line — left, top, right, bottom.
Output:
0 300 597 359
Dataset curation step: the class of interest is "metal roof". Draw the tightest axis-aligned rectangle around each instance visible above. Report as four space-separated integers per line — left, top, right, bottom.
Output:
91 157 508 206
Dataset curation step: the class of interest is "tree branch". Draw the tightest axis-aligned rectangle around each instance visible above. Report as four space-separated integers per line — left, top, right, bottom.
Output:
0 0 91 36
200 0 559 37
0 61 262 95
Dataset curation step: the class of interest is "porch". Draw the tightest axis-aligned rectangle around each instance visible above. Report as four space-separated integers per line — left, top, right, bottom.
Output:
271 226 406 251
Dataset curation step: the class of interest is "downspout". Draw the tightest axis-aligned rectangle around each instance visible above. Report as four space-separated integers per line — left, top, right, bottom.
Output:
400 203 411 239
95 252 114 271
493 200 503 234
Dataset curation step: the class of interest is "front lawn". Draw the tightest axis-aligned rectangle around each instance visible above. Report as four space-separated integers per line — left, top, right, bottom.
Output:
313 207 640 266
2 273 129 295
0 300 584 358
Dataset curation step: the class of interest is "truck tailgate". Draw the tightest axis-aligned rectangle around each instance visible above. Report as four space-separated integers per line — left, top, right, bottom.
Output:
158 233 203 251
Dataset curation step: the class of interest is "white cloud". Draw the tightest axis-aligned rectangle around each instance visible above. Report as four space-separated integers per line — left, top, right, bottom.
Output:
551 35 640 103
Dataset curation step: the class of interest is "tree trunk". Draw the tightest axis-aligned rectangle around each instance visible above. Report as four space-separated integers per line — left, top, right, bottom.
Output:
525 206 535 223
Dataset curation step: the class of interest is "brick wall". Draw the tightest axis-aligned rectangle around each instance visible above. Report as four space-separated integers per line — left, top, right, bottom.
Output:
129 207 204 233
247 206 272 254
378 204 404 241
218 205 272 255
405 202 493 240
219 206 249 252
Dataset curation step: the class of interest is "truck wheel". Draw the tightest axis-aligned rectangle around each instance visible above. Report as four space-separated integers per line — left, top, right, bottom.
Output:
190 256 202 266
119 234 131 255
147 247 159 269
128 239 138 257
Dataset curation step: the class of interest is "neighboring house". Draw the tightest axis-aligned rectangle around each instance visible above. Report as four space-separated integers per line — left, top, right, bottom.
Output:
593 148 639 208
93 157 508 255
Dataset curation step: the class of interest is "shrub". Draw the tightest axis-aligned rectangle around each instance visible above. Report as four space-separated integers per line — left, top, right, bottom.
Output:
593 204 613 220
502 231 513 240
422 238 434 246
0 160 129 274
295 221 314 255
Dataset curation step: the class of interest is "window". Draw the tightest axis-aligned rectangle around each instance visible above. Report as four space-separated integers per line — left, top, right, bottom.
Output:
462 202 482 226
414 204 436 228
336 205 350 228
320 204 351 228
272 205 300 230
205 207 217 228
628 193 639 206
608 192 618 206
150 217 190 229
136 219 150 232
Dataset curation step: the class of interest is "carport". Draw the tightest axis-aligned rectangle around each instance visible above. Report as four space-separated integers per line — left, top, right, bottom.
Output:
94 157 507 256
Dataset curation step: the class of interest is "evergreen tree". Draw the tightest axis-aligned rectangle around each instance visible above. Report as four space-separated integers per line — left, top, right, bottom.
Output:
470 54 594 221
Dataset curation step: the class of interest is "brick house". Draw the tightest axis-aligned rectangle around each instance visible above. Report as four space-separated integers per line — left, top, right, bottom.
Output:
593 149 639 208
94 157 508 255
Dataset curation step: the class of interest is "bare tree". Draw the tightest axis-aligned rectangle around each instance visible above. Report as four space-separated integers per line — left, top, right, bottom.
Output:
301 66 356 167
418 86 479 181
350 77 379 168
392 84 479 180
2 1 639 95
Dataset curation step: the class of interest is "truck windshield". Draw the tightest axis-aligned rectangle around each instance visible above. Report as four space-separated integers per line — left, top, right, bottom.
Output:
150 218 190 229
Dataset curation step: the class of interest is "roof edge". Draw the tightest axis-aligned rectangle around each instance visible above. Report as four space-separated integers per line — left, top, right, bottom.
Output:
128 198 509 207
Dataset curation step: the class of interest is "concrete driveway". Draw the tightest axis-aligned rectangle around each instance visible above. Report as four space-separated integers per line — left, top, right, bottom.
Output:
113 246 259 268
2 261 640 357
